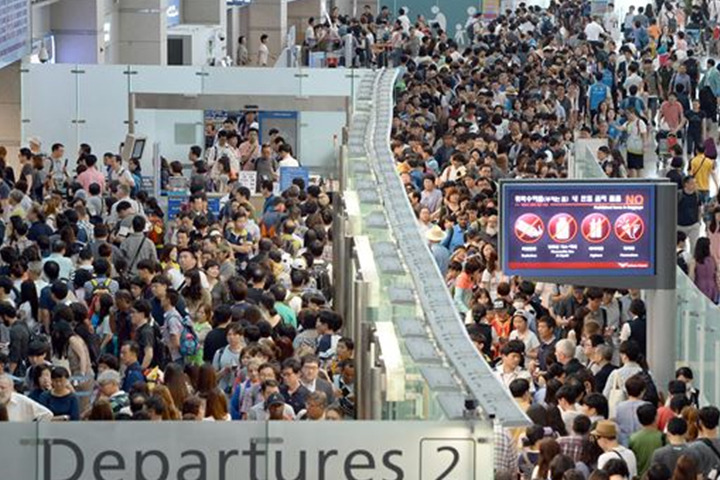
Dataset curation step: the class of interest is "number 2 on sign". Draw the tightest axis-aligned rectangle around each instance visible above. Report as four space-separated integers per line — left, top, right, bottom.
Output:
435 446 459 480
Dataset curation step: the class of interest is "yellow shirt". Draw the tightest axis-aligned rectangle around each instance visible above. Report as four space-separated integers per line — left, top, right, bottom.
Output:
691 154 715 191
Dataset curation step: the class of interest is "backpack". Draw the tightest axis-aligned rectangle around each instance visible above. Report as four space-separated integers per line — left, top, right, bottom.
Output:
149 320 167 369
178 315 199 359
88 278 112 318
638 370 660 406
677 250 689 274
310 263 333 303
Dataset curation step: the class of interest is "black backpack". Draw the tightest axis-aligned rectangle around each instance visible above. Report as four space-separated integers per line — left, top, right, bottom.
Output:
639 370 660 406
677 250 689 274
310 263 333 303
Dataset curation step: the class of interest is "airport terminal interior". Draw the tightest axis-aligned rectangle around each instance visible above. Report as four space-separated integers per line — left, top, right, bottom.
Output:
2 0 720 478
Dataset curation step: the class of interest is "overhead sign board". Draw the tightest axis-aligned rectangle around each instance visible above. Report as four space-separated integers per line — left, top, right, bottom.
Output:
0 0 30 69
500 180 676 289
2 421 494 480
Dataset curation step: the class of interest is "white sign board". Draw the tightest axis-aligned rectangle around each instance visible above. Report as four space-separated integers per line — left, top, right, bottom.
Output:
237 170 257 193
2 421 494 480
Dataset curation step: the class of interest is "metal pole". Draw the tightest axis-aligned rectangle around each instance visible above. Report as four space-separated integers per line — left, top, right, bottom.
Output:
128 92 136 135
646 289 677 396
354 279 369 419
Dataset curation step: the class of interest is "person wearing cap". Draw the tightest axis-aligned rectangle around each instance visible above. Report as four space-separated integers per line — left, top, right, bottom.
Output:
248 380 294 420
592 420 638 477
97 369 129 415
426 224 450 275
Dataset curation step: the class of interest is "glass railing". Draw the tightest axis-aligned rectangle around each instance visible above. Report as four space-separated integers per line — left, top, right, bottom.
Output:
573 140 720 406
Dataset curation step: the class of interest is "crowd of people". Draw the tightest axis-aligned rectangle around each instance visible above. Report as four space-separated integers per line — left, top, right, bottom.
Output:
387 0 720 478
0 112 355 424
3 0 720 477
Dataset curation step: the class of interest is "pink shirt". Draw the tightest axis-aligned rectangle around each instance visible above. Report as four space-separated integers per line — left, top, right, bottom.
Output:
77 166 106 192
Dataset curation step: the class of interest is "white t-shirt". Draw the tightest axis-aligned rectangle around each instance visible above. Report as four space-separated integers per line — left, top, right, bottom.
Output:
509 329 540 354
598 446 638 478
258 43 269 66
278 156 299 168
585 21 605 42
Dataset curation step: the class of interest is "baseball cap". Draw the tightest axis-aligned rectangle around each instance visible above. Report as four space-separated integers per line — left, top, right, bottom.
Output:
266 392 285 407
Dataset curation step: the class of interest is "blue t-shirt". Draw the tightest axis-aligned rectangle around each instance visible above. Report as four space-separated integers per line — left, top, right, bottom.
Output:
39 391 80 420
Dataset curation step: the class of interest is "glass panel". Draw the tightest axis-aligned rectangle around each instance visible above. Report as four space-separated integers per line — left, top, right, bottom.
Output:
129 65 202 94
303 68 371 97
202 66 300 96
76 65 129 160
21 63 78 155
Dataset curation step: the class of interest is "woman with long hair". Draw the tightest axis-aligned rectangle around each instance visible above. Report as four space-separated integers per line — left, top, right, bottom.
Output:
689 237 719 303
481 249 508 300
90 293 116 355
18 279 39 329
50 320 94 409
153 384 182 420
163 363 190 409
532 438 562 480
181 269 211 322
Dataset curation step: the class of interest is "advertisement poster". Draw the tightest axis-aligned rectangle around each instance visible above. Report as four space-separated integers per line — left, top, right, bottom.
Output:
501 183 655 277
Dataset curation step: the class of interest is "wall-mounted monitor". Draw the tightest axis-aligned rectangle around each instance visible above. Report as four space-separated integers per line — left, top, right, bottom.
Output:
499 180 676 289
121 134 147 163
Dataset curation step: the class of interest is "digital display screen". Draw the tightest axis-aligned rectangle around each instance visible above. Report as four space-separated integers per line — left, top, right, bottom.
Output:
131 139 146 159
0 0 30 70
501 182 656 277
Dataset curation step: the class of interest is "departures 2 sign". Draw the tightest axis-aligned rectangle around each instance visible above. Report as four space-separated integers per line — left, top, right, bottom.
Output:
501 183 655 277
3 421 494 480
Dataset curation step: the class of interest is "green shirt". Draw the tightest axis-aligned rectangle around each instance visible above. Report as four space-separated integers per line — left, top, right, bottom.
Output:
275 301 297 328
630 428 665 477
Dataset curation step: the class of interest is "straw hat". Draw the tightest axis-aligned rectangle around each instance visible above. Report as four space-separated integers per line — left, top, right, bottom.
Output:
426 225 445 243
591 420 618 439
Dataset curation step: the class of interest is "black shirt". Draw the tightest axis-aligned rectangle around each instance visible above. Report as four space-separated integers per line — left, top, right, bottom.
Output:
686 110 704 136
666 168 683 190
203 326 228 363
678 190 701 226
594 363 618 393
280 384 310 414
135 322 158 368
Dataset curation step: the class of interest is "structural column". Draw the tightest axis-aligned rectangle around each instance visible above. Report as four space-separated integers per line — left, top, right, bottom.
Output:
50 0 103 63
246 0 288 66
287 0 322 44
117 0 168 65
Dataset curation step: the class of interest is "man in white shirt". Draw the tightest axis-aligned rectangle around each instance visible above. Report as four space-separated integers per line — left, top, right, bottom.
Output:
0 374 53 421
584 16 606 44
398 8 411 32
593 420 639 477
305 17 316 47
277 144 300 168
257 34 270 66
